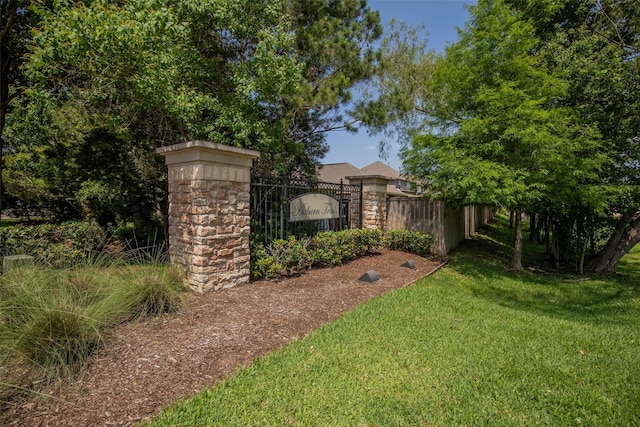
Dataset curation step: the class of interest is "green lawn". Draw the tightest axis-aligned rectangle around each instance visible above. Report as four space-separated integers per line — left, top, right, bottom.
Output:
147 221 640 426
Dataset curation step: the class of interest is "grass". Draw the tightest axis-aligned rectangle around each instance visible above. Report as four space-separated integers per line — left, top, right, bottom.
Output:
147 217 640 426
0 261 185 396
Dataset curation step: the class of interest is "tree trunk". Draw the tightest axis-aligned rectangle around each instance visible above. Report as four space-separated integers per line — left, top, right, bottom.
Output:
511 209 523 271
509 210 514 229
587 211 640 273
536 214 545 244
529 212 538 241
578 235 588 275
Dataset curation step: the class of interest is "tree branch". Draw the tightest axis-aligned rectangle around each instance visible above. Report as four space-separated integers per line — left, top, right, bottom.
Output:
0 5 20 42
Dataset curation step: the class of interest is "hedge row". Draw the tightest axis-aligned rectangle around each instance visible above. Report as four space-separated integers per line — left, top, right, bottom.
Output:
0 221 107 268
251 228 433 280
0 222 433 278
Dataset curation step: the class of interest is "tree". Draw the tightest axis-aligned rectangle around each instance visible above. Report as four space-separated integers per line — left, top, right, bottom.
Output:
355 20 436 156
399 0 600 270
3 0 383 230
509 0 640 271
3 0 303 226
259 0 383 176
0 0 39 219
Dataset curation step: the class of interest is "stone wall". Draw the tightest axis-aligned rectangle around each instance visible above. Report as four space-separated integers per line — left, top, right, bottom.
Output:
157 141 259 292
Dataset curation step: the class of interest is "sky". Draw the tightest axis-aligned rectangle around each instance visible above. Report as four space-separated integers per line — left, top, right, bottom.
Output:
322 0 476 171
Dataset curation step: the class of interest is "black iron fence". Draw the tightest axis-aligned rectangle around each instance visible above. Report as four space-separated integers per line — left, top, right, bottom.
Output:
250 174 363 245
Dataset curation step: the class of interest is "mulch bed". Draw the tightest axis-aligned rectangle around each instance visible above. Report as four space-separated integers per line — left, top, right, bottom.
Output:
0 249 445 427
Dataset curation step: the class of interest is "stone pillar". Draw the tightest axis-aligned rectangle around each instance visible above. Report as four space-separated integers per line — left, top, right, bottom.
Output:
157 141 259 293
347 175 390 231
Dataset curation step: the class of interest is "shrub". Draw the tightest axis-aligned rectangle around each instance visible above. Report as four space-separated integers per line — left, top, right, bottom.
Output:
385 229 433 257
0 221 107 268
0 268 104 380
18 303 101 369
250 229 383 279
309 228 383 266
269 236 311 273
91 266 186 323
250 243 279 280
124 266 185 319
250 237 310 280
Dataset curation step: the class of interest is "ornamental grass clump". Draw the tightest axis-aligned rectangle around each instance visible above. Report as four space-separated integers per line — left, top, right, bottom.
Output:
96 266 186 323
0 268 106 387
122 266 185 320
0 262 185 396
18 303 101 369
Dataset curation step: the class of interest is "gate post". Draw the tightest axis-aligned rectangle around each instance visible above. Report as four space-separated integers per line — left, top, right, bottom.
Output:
157 141 259 292
347 175 390 231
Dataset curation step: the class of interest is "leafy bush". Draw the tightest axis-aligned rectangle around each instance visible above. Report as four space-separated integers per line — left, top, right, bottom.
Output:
385 229 433 257
309 228 383 266
250 229 383 279
0 221 107 268
250 237 310 280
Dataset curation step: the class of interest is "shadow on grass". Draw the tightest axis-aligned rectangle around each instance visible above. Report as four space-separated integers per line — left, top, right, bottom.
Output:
445 217 640 327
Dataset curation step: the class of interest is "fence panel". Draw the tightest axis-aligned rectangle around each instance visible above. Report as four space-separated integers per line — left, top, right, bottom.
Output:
386 198 495 256
250 174 362 245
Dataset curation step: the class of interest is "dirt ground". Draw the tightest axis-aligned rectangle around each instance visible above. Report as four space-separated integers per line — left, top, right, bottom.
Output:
1 249 446 427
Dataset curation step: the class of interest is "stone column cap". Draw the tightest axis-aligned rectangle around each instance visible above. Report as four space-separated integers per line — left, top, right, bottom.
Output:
156 140 260 164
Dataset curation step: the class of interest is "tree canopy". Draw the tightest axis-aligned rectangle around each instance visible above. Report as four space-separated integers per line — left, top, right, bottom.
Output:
371 0 639 271
2 0 382 231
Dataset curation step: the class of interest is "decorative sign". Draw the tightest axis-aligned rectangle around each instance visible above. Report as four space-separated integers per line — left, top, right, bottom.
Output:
289 193 340 222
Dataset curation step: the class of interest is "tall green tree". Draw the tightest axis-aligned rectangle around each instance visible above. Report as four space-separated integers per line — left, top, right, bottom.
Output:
0 0 40 218
5 0 302 226
355 20 436 156
263 0 382 176
3 0 383 230
509 0 640 271
401 0 600 270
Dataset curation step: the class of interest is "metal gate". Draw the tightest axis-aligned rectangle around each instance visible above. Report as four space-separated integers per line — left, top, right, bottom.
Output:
250 174 363 245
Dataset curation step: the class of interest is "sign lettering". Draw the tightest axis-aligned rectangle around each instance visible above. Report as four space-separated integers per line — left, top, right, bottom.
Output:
289 193 340 222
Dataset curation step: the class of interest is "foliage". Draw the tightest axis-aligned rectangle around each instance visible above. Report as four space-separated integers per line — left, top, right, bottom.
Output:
309 228 383 266
355 20 435 154
251 243 286 281
267 0 383 176
4 0 300 226
0 0 39 217
145 219 640 426
384 229 433 257
378 0 635 271
95 266 185 323
0 262 185 394
0 220 107 268
0 269 104 378
250 229 383 280
250 237 309 280
3 0 383 232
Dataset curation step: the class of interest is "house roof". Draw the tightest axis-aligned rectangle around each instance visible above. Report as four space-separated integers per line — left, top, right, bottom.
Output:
361 161 402 179
317 162 363 184
318 161 417 196
318 161 405 184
